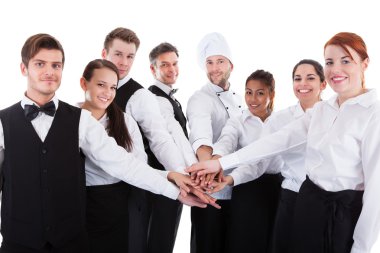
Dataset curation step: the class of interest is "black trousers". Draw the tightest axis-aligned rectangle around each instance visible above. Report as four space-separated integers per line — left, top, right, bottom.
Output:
0 232 89 253
190 199 231 253
227 173 282 253
147 193 183 253
271 188 298 253
86 181 130 253
127 185 151 253
292 177 363 253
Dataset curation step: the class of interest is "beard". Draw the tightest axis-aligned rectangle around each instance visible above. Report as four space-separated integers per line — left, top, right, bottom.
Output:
207 70 231 90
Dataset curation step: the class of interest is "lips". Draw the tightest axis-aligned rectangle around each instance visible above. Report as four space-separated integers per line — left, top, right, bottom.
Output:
298 89 312 94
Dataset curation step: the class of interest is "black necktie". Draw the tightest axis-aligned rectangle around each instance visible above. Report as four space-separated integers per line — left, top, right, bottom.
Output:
169 88 178 97
24 101 56 121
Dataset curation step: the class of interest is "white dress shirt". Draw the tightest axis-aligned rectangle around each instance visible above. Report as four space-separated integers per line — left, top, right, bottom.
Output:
220 89 380 253
264 103 307 192
152 81 197 167
85 112 150 186
118 75 186 172
0 95 180 200
213 109 283 186
187 82 243 199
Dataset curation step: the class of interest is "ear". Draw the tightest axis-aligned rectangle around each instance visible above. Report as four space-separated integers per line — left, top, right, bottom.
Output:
80 77 88 91
229 61 234 71
101 49 107 59
20 62 28 76
320 80 327 91
361 57 369 71
150 64 156 76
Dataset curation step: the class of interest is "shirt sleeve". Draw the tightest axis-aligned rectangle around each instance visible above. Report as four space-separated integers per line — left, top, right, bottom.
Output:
78 109 180 200
351 111 380 253
128 89 186 172
156 96 197 167
213 117 240 156
124 113 147 162
0 121 4 168
219 111 311 170
187 92 214 152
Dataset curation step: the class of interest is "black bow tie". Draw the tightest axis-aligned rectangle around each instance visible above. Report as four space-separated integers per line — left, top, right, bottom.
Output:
169 88 178 97
24 101 56 121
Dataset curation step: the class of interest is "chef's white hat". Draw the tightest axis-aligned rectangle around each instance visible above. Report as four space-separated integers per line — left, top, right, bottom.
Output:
197 32 232 70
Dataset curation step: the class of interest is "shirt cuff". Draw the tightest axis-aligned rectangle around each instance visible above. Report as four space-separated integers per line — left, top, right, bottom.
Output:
220 153 240 170
161 182 181 200
350 243 368 253
192 138 213 153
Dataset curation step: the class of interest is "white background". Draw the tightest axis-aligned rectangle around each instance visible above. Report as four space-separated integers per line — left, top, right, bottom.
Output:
0 0 380 252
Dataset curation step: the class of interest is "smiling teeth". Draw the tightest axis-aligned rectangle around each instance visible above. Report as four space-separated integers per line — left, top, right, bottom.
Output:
333 77 345 81
299 89 311 93
98 97 109 102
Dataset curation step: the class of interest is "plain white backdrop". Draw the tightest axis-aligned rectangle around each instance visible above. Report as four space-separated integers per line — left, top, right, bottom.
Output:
1 0 380 252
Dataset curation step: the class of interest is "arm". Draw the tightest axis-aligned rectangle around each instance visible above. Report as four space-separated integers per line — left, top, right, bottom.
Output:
124 113 147 162
129 90 186 172
187 92 215 155
186 112 310 175
213 117 240 156
156 97 197 166
351 113 380 253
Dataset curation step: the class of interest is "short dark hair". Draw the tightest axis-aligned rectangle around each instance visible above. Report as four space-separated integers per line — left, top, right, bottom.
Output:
149 42 178 65
103 27 140 52
21 33 65 67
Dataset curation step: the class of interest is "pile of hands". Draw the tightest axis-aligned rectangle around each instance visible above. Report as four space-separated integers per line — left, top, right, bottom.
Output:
168 159 232 209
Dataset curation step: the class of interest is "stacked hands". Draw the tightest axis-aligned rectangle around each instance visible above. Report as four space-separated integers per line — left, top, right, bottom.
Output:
168 159 228 209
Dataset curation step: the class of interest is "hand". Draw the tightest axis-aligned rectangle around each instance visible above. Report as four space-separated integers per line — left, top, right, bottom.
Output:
188 186 221 209
207 175 234 194
186 160 222 180
167 171 195 196
178 193 207 208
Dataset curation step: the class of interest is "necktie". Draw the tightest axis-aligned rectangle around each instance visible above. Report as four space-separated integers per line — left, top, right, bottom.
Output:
24 101 56 121
169 88 178 97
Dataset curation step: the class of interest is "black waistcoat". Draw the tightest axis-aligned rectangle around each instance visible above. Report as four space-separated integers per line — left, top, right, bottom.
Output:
148 85 188 138
0 101 85 249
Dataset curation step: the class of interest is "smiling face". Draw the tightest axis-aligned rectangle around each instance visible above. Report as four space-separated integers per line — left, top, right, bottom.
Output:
205 55 233 90
102 39 136 80
324 45 368 104
293 63 326 109
245 79 272 121
151 51 179 87
80 67 118 115
21 48 63 105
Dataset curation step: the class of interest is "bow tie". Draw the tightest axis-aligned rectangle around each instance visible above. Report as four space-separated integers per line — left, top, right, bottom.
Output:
169 88 178 97
24 101 56 121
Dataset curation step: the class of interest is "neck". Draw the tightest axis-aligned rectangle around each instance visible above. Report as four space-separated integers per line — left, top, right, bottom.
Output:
300 99 319 111
337 88 366 106
25 91 55 107
81 102 106 120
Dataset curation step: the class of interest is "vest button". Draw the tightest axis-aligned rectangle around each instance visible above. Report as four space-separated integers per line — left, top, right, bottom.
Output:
46 226 51 231
226 107 229 110
43 169 47 173
42 149 47 154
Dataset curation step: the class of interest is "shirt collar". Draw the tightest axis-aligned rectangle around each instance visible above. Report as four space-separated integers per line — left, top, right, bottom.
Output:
294 102 306 117
241 109 263 124
208 82 227 93
118 74 132 89
21 93 59 110
327 89 378 109
153 80 174 96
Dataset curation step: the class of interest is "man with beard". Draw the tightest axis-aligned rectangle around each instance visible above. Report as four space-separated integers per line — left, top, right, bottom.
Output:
186 32 243 253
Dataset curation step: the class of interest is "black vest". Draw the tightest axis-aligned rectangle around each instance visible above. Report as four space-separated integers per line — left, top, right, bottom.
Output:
0 101 86 249
114 79 165 171
148 85 188 138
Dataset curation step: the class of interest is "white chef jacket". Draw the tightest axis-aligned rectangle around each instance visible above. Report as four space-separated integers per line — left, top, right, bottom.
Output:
220 89 380 253
118 75 186 172
187 82 243 199
0 95 180 200
152 81 197 167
